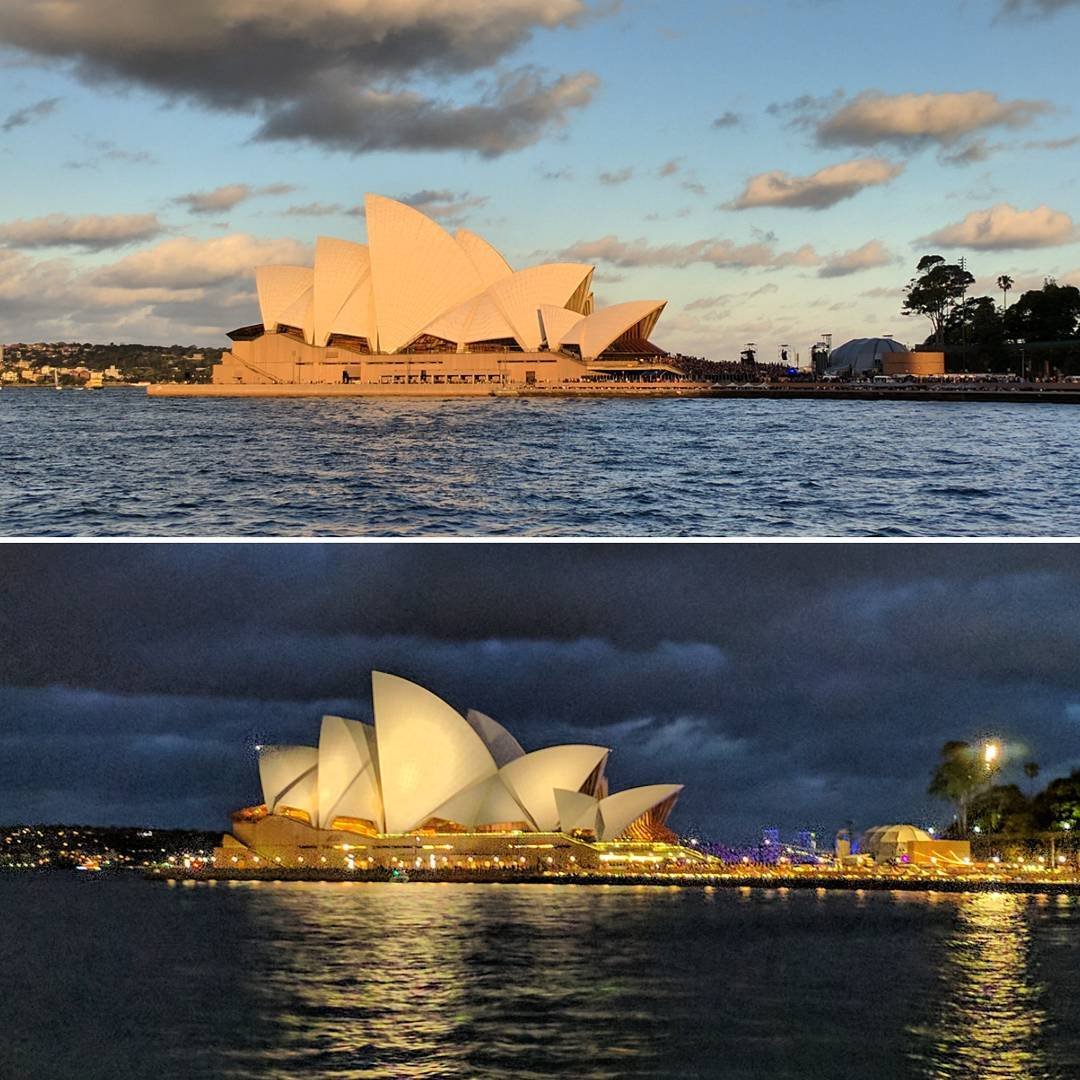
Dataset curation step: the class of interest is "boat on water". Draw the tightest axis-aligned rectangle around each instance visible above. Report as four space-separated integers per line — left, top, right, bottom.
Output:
388 869 410 883
85 372 104 390
53 371 62 391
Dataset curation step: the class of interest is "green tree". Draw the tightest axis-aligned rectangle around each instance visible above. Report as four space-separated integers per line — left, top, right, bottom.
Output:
969 783 1032 835
1007 280 1080 342
1032 770 1080 831
903 255 976 345
928 740 986 836
937 295 1009 369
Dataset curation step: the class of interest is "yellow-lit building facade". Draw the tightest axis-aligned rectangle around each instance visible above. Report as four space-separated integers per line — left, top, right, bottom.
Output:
215 194 679 389
213 672 706 875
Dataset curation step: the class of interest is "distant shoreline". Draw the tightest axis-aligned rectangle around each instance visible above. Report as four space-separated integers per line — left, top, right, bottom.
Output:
143 867 1080 894
142 382 1080 403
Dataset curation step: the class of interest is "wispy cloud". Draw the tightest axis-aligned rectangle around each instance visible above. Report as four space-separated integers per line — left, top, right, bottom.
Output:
1 96 59 133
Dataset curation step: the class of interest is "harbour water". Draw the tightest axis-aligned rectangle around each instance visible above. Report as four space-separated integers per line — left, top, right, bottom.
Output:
2 388 1079 535
3 875 1079 1079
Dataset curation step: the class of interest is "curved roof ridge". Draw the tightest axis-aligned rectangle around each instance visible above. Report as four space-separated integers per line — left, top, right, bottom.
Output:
560 299 667 359
365 194 484 353
371 671 497 832
455 228 513 287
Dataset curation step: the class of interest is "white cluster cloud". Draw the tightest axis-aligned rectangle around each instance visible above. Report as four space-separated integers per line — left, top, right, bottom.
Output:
173 183 296 215
0 233 310 342
0 212 164 250
817 240 894 278
816 90 1051 148
728 158 903 210
920 203 1076 250
0 1 599 156
92 234 311 289
557 234 821 270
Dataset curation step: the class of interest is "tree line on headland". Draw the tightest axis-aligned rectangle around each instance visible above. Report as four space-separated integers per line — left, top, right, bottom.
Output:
904 255 1080 375
929 740 1080 857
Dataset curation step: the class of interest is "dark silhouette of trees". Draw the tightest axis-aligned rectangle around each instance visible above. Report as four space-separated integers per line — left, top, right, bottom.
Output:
1032 771 1080 831
997 274 1014 314
903 255 975 345
928 741 988 836
1008 280 1080 342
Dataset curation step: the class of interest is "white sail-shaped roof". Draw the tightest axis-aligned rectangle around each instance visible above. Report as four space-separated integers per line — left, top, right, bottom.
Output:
559 300 666 359
257 744 319 824
256 266 313 333
365 194 484 353
487 264 593 351
251 673 683 841
423 291 516 347
455 229 513 289
258 745 317 810
371 671 497 833
597 784 683 841
276 285 315 343
428 773 530 828
537 304 584 350
317 715 383 830
465 709 525 768
331 276 376 343
313 238 370 347
499 745 609 832
554 788 600 832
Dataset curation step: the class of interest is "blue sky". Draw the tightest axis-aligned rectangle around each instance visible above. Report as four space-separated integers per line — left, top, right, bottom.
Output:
1 0 1078 358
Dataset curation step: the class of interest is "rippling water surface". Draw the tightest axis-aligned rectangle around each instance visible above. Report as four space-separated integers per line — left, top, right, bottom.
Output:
4 876 1080 1079
3 388 1079 534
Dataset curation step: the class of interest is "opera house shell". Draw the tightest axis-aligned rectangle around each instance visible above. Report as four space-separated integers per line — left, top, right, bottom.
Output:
215 672 695 874
216 194 679 389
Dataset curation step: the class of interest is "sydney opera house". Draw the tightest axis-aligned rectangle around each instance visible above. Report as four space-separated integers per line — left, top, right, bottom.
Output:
214 672 704 874
215 194 680 389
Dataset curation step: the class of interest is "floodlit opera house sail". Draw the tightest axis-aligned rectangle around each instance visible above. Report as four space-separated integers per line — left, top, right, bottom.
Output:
217 194 679 388
215 672 703 873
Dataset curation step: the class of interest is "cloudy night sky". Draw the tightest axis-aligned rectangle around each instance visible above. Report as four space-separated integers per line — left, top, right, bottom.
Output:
2 543 1080 840
1 1 1079 360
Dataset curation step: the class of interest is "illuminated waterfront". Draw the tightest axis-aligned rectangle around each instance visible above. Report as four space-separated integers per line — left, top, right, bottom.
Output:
3 875 1078 1079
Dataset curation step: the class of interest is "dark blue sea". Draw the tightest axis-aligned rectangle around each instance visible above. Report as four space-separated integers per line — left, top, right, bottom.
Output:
3 875 1079 1078
2 388 1079 535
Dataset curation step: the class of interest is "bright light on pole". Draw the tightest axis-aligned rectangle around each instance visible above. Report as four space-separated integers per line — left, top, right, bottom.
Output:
983 741 1000 767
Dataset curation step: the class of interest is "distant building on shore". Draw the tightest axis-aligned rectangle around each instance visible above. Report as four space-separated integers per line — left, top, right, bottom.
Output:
217 194 681 389
826 337 945 378
859 823 970 866
214 671 705 874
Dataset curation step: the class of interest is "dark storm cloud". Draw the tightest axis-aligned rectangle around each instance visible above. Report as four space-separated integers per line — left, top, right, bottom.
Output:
0 1 599 156
3 544 1080 839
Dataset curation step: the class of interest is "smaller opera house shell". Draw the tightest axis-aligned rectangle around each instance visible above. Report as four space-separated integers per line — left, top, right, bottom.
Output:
215 672 698 873
217 194 680 388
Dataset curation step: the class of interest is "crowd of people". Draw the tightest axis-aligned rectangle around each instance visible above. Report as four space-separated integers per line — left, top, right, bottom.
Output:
668 353 807 384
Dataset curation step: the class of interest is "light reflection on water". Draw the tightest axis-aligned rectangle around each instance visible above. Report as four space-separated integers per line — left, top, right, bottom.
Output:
918 893 1051 1080
2 877 1078 1079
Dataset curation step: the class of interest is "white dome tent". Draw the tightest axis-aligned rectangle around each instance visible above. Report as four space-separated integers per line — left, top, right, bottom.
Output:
826 337 909 377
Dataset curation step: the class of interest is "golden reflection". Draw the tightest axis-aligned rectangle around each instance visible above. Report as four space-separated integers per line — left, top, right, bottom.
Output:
923 892 1050 1079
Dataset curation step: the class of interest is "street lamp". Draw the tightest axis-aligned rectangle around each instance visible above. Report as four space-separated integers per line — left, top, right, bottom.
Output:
983 741 1000 768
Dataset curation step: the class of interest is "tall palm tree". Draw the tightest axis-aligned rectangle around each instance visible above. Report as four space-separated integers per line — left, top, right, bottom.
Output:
997 274 1014 314
1024 760 1040 797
